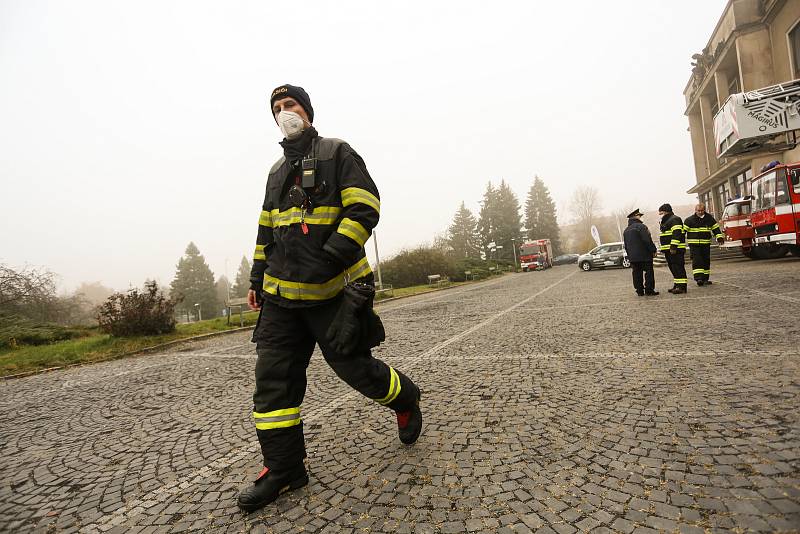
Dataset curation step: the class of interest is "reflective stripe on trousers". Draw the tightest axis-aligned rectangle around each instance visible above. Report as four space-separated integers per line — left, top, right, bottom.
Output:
374 367 401 405
253 407 302 430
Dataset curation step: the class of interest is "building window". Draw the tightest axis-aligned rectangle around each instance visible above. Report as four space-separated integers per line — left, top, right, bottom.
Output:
699 191 713 215
727 75 740 96
715 182 732 214
791 20 800 77
731 169 750 198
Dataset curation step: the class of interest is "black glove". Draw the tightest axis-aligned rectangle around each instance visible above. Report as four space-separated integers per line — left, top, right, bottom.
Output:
326 282 384 356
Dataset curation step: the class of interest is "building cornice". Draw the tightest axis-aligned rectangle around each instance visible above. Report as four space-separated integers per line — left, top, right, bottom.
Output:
686 157 750 194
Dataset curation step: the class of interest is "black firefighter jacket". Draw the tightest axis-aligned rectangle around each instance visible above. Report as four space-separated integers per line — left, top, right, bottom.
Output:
683 213 723 246
659 213 686 251
622 218 657 262
249 136 379 306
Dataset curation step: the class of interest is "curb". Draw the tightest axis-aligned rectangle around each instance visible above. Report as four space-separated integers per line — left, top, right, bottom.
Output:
0 326 254 381
2 275 508 381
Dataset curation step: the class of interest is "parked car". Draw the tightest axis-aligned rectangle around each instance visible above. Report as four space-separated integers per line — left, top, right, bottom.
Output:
577 242 630 271
552 254 579 265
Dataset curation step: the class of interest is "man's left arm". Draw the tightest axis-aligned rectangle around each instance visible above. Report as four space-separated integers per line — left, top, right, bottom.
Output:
709 215 724 243
323 148 380 267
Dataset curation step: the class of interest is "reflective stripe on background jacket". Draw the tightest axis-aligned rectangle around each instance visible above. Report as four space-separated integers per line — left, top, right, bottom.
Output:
659 213 685 251
683 213 722 245
249 136 378 306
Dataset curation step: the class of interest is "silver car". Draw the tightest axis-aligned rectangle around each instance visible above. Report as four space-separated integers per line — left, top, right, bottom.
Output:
578 242 630 271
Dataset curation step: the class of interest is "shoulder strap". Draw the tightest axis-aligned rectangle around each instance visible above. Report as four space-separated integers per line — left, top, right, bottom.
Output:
269 156 286 175
315 137 347 160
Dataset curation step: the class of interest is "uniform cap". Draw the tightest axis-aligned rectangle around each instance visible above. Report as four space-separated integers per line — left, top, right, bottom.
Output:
626 208 643 218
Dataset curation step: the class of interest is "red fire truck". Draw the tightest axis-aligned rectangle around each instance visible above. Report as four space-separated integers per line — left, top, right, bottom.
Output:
519 239 553 272
748 161 800 258
720 196 755 256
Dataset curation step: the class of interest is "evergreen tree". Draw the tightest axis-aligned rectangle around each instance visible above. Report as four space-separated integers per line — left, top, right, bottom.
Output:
231 256 252 298
477 182 497 254
493 180 524 261
447 202 480 258
477 181 523 261
524 175 562 254
170 242 220 319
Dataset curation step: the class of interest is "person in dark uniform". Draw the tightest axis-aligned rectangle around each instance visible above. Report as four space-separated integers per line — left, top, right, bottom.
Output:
658 203 688 294
622 208 658 296
237 84 423 512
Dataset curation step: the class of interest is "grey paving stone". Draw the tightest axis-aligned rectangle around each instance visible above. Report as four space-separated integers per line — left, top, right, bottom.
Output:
0 262 797 534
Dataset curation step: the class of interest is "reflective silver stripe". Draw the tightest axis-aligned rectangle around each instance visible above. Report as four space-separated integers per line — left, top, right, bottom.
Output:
254 413 301 424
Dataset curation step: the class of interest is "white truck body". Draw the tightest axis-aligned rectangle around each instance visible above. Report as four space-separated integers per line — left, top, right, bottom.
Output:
713 79 800 158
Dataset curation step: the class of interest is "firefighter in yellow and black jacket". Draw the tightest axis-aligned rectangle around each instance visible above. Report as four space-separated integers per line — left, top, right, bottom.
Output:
683 202 724 286
658 203 688 294
237 85 422 512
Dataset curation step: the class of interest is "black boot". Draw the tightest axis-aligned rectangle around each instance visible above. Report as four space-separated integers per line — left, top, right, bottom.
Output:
704 280 712 285
672 286 687 294
237 465 308 512
696 280 705 286
645 290 659 296
396 388 422 445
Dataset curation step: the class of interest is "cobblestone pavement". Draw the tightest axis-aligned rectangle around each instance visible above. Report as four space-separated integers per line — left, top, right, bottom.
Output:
1 258 799 533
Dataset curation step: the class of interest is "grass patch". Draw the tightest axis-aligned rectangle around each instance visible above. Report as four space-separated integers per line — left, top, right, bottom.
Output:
0 311 260 378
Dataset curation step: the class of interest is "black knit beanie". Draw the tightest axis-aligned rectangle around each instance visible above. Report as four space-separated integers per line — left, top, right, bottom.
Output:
658 203 672 213
270 84 314 123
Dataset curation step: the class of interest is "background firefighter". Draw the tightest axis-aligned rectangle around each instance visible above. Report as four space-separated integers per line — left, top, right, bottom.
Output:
237 84 423 512
658 203 688 294
683 203 724 286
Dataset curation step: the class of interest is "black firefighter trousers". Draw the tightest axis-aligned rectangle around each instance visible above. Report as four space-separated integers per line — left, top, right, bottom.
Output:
665 249 688 289
251 296 418 472
689 244 711 283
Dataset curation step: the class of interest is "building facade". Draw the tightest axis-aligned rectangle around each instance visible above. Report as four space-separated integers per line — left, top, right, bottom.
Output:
684 0 800 216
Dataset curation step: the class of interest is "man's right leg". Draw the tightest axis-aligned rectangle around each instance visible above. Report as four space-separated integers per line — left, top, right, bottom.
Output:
672 250 688 293
238 301 315 512
690 245 704 285
304 299 423 445
631 262 644 295
643 262 657 294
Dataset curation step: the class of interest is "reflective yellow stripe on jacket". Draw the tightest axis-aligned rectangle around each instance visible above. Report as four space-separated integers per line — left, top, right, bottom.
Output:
341 187 380 213
253 244 266 261
262 256 373 301
270 206 342 228
337 218 370 247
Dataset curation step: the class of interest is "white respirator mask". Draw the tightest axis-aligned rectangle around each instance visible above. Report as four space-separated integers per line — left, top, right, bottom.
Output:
277 110 306 140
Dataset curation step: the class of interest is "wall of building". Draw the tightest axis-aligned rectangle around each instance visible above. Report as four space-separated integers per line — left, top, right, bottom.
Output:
768 0 800 81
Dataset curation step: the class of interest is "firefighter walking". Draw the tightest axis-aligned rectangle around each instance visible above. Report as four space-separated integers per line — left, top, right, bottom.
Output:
683 202 724 286
238 85 423 512
658 203 688 294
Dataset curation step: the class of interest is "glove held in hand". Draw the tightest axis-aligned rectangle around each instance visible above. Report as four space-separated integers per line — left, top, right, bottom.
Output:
326 283 385 356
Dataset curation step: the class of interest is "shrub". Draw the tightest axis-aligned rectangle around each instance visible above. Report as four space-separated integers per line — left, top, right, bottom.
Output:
379 246 458 288
97 281 177 337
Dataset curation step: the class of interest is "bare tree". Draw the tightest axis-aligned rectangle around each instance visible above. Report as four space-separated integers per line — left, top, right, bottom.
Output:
569 186 602 226
0 264 56 310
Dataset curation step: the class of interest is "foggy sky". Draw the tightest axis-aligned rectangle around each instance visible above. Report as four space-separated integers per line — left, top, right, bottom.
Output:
0 0 728 292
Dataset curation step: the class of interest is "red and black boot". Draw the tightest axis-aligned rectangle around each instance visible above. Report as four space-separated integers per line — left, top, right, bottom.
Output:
237 464 308 512
395 388 422 445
